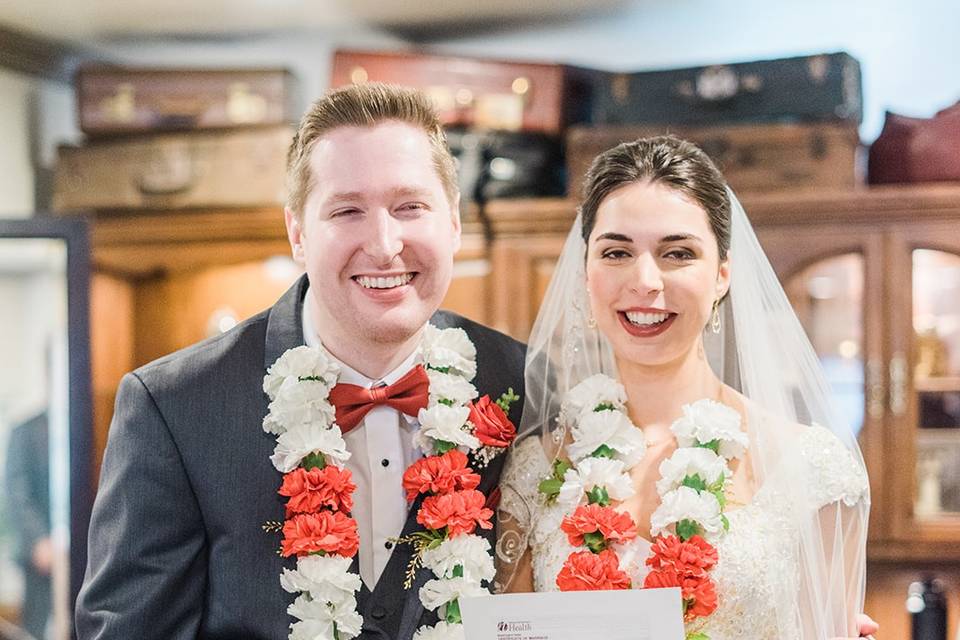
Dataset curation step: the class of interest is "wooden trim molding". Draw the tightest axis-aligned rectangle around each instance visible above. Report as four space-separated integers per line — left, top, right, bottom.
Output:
0 25 102 82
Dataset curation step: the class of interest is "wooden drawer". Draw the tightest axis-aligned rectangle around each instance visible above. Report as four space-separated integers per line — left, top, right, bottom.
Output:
77 66 295 136
53 126 291 211
331 49 600 134
566 122 862 195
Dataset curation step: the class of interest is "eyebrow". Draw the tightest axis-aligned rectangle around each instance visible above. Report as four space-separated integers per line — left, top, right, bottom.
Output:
593 232 703 243
328 187 432 204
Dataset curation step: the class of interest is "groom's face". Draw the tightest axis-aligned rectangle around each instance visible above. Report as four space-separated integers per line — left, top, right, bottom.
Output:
285 121 461 350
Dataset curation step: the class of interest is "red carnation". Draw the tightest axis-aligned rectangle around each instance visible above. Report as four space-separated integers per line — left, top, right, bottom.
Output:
402 449 481 502
644 569 718 621
556 549 631 591
417 489 494 537
278 466 356 516
646 534 718 577
280 511 359 558
468 395 516 448
560 504 638 548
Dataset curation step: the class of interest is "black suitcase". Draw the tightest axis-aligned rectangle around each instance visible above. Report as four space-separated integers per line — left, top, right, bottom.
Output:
446 128 565 204
592 52 862 126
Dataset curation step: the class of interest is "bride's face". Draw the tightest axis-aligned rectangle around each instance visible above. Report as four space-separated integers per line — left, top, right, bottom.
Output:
585 180 730 368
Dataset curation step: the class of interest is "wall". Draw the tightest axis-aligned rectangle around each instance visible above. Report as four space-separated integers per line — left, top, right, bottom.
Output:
0 68 35 217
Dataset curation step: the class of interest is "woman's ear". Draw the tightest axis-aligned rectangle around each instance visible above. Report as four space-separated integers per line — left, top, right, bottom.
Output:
717 253 732 299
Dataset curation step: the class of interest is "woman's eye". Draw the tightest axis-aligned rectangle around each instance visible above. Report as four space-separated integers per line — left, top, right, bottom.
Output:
664 248 696 261
601 249 630 260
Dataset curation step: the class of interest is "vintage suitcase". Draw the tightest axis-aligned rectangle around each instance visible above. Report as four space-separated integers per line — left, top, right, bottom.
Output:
868 102 960 184
331 49 601 134
446 128 565 204
77 67 295 136
566 123 861 195
591 52 862 127
53 126 291 211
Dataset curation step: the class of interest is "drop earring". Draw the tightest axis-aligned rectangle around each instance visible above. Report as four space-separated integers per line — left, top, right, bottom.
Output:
711 300 722 334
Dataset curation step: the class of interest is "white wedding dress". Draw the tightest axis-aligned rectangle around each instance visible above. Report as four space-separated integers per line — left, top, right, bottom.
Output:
498 406 868 640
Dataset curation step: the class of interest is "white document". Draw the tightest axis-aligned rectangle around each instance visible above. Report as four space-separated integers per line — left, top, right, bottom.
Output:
460 587 685 640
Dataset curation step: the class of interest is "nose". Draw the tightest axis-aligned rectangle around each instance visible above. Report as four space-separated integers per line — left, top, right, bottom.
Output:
631 253 663 295
363 209 403 265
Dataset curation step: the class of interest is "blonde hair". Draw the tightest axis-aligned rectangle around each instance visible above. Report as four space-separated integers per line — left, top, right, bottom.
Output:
286 83 458 217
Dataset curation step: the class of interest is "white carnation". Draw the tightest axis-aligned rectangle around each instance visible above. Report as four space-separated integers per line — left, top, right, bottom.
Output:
418 576 489 611
557 457 635 508
561 374 627 425
270 423 350 473
421 325 477 380
671 399 748 460
655 447 731 496
421 535 494 583
613 536 652 586
288 593 362 640
426 369 478 407
412 621 466 640
262 377 336 435
415 404 479 454
566 409 646 465
264 346 339 400
650 486 723 539
280 555 361 603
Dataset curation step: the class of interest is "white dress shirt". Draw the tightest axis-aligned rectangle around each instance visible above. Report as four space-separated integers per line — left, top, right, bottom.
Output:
302 289 422 588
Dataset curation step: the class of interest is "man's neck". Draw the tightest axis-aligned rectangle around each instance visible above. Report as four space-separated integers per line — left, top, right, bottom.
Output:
304 292 424 380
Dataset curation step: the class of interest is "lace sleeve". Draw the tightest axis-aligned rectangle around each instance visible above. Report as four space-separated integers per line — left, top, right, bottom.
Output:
799 425 869 510
494 435 551 592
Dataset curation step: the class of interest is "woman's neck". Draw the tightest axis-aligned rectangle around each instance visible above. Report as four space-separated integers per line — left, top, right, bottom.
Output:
616 340 723 431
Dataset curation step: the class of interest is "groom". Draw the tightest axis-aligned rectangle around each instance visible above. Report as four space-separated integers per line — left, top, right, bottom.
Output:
76 83 525 639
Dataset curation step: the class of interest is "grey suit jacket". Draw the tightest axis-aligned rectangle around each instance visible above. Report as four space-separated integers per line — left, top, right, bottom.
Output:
76 275 525 640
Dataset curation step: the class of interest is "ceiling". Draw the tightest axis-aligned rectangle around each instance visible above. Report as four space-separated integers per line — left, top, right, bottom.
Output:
1 0 628 44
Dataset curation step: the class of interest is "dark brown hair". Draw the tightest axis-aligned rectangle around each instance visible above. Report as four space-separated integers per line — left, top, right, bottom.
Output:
286 82 458 218
579 135 731 259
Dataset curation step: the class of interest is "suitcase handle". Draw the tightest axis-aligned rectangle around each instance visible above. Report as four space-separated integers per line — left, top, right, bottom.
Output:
135 148 197 196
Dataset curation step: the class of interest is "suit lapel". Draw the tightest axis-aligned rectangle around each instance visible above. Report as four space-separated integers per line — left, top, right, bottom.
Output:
264 274 309 370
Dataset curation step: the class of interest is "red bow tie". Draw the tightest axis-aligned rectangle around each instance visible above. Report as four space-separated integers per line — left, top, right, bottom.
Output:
328 364 430 433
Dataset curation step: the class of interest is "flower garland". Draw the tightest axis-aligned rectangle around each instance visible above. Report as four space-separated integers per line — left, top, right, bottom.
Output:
539 374 748 640
262 324 517 640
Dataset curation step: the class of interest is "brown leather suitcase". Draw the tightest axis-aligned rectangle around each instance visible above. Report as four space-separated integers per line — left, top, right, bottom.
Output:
566 123 862 196
77 67 295 136
53 126 291 211
868 102 960 184
331 49 600 134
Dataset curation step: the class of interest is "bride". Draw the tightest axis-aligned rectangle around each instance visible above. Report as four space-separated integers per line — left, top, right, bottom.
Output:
495 136 875 639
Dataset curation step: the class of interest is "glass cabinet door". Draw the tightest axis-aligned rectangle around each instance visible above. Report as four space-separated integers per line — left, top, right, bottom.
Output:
755 225 885 539
889 223 960 541
911 249 960 519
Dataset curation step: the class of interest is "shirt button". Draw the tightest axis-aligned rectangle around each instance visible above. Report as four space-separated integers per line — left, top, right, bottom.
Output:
381 458 390 467
384 540 393 550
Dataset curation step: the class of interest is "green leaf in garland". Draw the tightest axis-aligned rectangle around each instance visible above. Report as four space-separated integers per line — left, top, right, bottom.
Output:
538 477 563 499
676 519 700 541
711 488 727 509
427 365 451 374
582 531 607 553
587 485 610 506
686 632 710 640
697 439 721 454
591 444 615 459
452 564 464 578
434 440 457 455
721 513 730 531
437 398 455 407
681 474 708 492
594 402 616 412
553 458 572 477
301 452 327 470
444 598 462 624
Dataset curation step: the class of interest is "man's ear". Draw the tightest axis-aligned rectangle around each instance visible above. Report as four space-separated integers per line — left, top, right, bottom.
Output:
284 207 305 264
450 192 462 254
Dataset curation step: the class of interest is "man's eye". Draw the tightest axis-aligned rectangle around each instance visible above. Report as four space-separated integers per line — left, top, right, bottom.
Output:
399 202 427 212
330 208 361 218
